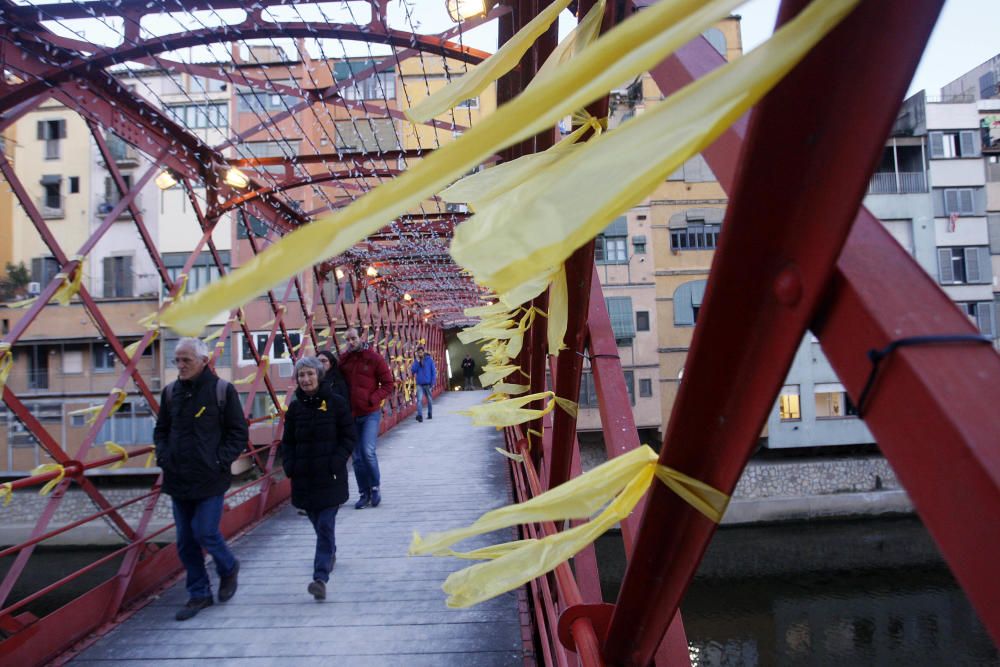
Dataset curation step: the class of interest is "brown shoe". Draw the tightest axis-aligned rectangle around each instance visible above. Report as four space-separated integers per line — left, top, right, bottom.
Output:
175 597 213 621
218 559 239 602
308 579 326 600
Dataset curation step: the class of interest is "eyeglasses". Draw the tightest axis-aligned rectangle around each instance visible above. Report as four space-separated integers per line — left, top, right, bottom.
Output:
172 357 198 366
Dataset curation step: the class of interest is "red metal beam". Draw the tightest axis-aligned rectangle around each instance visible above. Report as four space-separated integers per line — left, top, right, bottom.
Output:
603 1 946 664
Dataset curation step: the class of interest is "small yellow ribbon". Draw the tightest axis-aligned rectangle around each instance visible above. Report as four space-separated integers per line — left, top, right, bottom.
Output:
163 274 188 304
495 447 524 463
458 391 576 428
68 388 128 425
0 482 12 507
104 441 129 470
234 357 270 385
31 463 66 496
9 297 37 309
125 330 159 361
51 257 85 306
195 406 206 418
145 445 156 468
319 400 327 412
0 343 12 395
409 445 728 608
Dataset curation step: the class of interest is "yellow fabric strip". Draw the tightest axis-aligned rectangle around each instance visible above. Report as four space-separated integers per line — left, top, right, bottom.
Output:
159 0 742 336
51 256 85 306
457 390 563 427
104 441 129 470
125 330 159 361
0 482 12 507
405 0 573 123
233 357 270 385
145 445 156 468
0 344 12 395
546 264 569 354
530 0 606 88
32 463 66 496
495 447 525 464
451 0 860 295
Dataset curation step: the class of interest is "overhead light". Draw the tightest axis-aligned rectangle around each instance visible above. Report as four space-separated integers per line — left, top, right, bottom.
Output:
335 268 345 280
403 293 412 301
155 169 178 190
446 0 490 22
423 307 431 314
224 167 249 189
366 266 379 277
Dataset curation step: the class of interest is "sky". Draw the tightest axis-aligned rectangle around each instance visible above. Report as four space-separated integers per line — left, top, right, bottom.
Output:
737 0 1000 97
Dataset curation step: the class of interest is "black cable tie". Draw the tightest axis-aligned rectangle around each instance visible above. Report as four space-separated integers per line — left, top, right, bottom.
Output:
856 334 992 417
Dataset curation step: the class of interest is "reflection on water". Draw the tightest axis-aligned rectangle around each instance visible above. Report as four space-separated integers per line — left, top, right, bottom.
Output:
595 517 998 666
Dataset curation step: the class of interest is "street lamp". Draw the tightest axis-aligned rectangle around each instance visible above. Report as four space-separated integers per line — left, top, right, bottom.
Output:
155 169 178 190
446 0 492 22
224 167 249 189
366 265 379 278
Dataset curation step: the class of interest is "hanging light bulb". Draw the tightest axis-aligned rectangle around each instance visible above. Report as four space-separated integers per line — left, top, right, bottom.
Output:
423 307 431 314
155 169 178 190
403 293 413 301
446 0 490 22
224 167 249 189
335 268 345 280
366 266 379 278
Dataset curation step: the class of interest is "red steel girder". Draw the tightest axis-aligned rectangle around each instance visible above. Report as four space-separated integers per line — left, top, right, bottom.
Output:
603 1 950 664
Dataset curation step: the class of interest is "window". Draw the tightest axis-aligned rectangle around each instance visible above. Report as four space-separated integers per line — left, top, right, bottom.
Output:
579 371 635 407
942 188 976 215
237 215 270 239
671 222 720 250
814 383 858 419
632 235 647 254
165 102 228 129
605 297 635 345
673 280 707 326
338 70 395 101
8 402 60 447
958 302 996 338
239 330 302 365
97 402 154 446
236 140 297 174
778 385 800 421
31 256 60 286
40 175 62 215
103 255 134 298
37 119 65 159
27 346 50 390
63 348 83 374
635 311 650 332
69 176 79 194
333 118 400 152
188 75 227 93
639 378 653 398
163 251 230 295
937 247 990 284
93 343 117 372
456 97 479 109
929 130 980 159
102 173 133 211
596 217 628 264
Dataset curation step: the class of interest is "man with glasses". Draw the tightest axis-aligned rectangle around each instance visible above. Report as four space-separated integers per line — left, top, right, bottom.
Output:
339 328 394 509
154 337 247 620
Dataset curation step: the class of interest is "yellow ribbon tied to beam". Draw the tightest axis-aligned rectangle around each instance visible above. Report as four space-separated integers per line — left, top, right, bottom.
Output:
31 463 66 496
451 0 861 296
125 330 159 361
158 0 747 336
0 482 12 507
457 390 576 428
104 441 129 470
145 445 156 468
234 356 270 385
0 343 12 395
51 256 85 306
68 388 128 425
409 445 728 607
405 0 572 123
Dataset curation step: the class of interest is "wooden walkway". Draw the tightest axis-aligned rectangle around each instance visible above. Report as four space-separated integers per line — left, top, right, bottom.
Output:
74 390 531 666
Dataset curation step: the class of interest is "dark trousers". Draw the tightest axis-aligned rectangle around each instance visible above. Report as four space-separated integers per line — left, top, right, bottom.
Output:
306 506 339 582
171 495 238 600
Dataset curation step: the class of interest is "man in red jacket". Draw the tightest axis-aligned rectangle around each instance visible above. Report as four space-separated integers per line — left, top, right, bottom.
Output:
339 327 395 509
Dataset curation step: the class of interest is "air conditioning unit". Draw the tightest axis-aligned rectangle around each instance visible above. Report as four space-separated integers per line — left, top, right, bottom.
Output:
445 203 469 214
27 282 41 295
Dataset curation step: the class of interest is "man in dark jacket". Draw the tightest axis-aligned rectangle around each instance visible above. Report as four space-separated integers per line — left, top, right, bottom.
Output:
282 356 357 600
154 337 248 621
461 354 476 390
410 345 436 422
339 327 394 509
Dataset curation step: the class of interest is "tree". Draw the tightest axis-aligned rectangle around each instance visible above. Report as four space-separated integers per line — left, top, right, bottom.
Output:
0 261 30 301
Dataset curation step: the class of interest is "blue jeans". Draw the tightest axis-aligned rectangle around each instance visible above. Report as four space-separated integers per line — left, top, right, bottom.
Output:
353 411 382 494
416 384 433 418
307 506 339 583
171 495 237 600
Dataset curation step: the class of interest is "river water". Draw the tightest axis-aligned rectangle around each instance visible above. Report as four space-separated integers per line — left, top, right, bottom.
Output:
595 517 998 666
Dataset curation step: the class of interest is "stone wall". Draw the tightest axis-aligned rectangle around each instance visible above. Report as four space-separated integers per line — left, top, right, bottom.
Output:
733 456 901 499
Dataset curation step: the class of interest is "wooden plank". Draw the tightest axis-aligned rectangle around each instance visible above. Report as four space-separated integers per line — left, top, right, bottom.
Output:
74 391 529 664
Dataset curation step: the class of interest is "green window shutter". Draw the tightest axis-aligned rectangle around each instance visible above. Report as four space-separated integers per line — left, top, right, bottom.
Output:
605 297 635 339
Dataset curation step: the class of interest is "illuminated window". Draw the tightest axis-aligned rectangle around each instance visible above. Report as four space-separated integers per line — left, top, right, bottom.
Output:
778 385 800 421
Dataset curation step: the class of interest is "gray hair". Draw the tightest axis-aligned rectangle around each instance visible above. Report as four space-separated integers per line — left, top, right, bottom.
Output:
175 337 209 360
294 356 325 381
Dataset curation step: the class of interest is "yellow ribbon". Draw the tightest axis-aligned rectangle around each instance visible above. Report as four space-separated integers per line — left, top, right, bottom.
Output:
9 296 38 309
409 445 728 607
234 356 270 385
145 445 156 468
0 482 12 507
68 388 128 425
162 273 188 304
125 330 159 361
51 256 85 306
495 447 524 464
457 390 575 428
319 400 327 412
31 463 66 496
104 441 129 470
0 343 12 395
195 406 206 418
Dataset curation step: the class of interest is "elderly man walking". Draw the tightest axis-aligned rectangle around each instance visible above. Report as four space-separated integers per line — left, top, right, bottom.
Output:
339 328 394 509
154 337 248 621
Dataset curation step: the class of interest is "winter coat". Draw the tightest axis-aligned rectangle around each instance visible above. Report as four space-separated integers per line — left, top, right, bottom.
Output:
322 366 351 406
461 357 475 377
153 367 248 500
339 346 394 417
281 383 357 511
411 355 436 386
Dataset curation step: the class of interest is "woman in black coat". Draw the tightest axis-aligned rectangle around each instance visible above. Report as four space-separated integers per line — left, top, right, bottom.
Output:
281 356 357 600
317 349 350 405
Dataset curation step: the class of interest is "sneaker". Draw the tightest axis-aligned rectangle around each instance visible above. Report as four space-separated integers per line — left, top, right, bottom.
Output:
416 414 423 422
427 414 432 420
218 559 239 602
307 579 326 601
175 597 213 621
370 486 381 508
354 493 371 510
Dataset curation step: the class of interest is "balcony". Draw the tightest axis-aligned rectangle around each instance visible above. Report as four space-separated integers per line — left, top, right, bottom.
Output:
867 171 927 195
38 195 65 219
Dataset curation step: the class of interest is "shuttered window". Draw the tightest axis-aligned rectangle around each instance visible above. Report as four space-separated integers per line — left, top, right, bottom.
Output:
673 280 708 326
103 255 134 298
605 297 634 341
938 246 990 284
